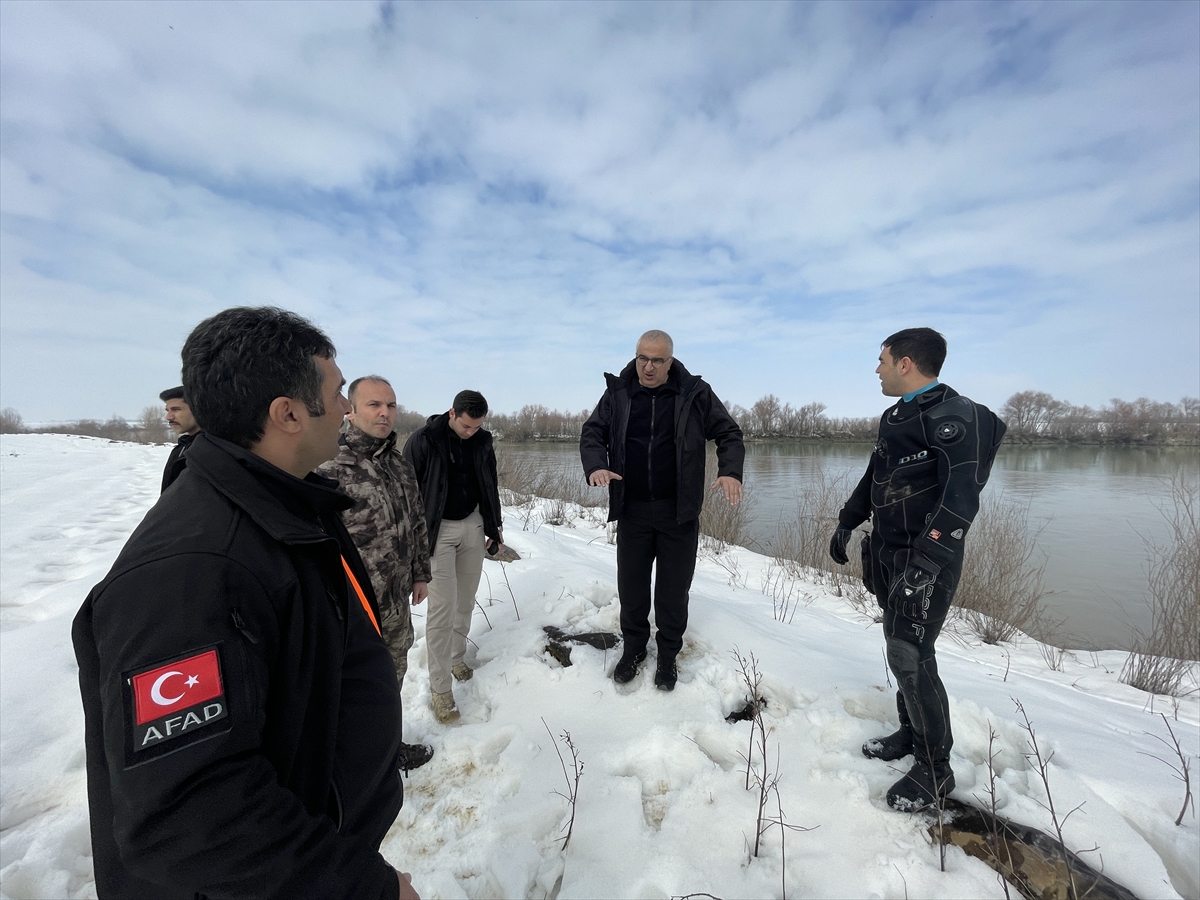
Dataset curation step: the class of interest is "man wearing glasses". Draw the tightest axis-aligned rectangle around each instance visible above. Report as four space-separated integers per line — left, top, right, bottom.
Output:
581 330 744 691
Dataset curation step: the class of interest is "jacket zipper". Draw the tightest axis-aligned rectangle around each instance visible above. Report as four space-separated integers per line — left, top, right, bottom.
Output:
647 395 656 497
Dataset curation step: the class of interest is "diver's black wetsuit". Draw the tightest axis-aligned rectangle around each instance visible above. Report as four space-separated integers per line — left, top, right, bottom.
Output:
838 383 1005 765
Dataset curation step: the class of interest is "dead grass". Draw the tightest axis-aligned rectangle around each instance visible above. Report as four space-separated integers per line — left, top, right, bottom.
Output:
1121 475 1200 697
953 495 1050 645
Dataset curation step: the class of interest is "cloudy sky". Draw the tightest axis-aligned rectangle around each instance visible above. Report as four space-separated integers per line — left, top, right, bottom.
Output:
2 0 1197 423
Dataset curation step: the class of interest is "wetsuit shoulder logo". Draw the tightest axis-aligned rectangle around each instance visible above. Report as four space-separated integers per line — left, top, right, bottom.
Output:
935 421 964 444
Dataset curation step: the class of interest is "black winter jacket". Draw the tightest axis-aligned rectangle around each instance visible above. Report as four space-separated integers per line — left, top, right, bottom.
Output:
160 431 197 494
580 359 745 524
402 414 502 546
73 434 403 900
838 383 1006 571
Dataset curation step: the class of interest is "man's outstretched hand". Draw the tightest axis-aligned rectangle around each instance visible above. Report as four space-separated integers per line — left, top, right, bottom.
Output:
711 475 743 506
588 469 623 487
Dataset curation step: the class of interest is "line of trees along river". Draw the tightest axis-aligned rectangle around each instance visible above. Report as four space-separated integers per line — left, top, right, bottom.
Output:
481 390 1199 445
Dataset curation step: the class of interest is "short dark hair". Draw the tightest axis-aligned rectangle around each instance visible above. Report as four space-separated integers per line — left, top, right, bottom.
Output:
452 390 488 419
882 327 947 378
181 307 335 448
159 386 186 403
348 375 392 410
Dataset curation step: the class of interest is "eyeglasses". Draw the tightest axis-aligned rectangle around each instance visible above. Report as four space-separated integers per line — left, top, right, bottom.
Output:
636 355 670 367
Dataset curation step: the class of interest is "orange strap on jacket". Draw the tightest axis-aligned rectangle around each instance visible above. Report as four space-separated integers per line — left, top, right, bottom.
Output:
341 556 381 636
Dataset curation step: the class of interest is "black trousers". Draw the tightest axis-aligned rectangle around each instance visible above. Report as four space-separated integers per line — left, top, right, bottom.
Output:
868 534 961 762
616 500 699 659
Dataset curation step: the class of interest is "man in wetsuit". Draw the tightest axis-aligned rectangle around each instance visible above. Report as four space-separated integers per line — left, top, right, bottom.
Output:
829 327 1005 811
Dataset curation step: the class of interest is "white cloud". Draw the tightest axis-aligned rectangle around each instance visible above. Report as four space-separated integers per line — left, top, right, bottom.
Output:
1 0 1196 421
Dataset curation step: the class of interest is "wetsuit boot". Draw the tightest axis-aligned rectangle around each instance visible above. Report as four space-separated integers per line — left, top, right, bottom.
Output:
862 692 915 761
886 753 955 812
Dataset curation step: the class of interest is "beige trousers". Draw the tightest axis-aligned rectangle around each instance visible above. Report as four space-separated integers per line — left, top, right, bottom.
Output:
426 508 485 694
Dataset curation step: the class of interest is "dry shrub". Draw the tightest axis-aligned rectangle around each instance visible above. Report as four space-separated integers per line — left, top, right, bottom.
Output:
698 451 756 550
1121 475 1200 696
494 446 602 510
953 495 1050 644
765 465 876 617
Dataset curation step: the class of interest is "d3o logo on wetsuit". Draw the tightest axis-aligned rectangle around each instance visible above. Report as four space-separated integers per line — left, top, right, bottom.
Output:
126 647 228 760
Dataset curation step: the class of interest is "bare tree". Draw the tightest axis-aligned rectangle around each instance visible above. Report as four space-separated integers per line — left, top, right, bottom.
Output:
0 407 25 434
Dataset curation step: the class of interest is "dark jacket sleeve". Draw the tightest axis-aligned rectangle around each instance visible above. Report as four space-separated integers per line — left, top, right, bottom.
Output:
480 438 502 541
84 556 398 900
402 429 433 533
579 391 614 480
912 400 1006 568
400 458 433 584
701 386 744 482
838 456 875 530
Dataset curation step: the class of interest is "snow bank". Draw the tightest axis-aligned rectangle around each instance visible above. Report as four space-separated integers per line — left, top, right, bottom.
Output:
1 434 1196 900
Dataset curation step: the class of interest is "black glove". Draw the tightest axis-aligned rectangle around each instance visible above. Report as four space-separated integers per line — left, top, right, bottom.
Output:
888 558 941 620
486 538 500 558
829 527 853 565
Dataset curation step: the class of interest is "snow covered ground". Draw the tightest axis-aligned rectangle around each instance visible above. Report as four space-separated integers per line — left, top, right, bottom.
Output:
1 433 1197 900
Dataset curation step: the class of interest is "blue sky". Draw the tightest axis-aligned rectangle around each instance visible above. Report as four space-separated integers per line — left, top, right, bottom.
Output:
2 0 1197 422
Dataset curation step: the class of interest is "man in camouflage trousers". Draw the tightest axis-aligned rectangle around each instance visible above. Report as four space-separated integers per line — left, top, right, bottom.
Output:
319 375 435 772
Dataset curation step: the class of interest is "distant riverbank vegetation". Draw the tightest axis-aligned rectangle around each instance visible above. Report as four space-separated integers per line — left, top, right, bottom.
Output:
483 391 1199 446
3 390 1196 445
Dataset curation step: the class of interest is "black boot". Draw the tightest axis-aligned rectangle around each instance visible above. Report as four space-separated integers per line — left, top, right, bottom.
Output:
886 757 955 812
654 656 677 691
863 692 914 760
862 729 913 761
613 649 647 684
397 741 434 774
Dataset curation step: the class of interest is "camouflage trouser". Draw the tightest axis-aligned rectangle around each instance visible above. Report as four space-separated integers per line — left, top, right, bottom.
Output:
379 598 415 687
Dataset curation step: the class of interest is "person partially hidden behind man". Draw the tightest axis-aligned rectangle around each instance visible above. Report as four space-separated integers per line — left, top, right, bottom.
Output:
580 330 745 691
158 386 201 493
403 390 504 725
73 307 420 900
319 375 435 773
829 327 1005 812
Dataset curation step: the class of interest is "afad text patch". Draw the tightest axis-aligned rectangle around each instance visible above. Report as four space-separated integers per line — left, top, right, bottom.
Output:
127 647 228 759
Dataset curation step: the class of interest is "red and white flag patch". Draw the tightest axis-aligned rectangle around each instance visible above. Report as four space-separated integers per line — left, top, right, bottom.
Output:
929 529 941 540
128 648 227 752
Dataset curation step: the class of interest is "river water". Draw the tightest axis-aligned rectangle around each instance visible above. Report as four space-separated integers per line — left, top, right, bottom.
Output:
500 441 1199 652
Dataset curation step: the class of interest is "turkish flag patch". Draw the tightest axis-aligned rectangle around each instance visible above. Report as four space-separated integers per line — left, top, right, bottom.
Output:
127 647 228 759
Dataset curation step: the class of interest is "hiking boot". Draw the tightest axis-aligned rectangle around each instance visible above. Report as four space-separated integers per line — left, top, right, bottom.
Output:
612 650 647 684
654 657 678 692
886 758 955 812
451 662 474 682
862 728 914 761
431 690 460 724
398 742 434 773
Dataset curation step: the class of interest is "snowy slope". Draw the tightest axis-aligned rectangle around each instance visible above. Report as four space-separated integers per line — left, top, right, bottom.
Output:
1 434 1196 900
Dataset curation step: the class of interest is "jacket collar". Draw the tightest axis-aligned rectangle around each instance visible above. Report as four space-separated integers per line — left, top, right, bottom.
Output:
185 433 353 545
340 420 397 460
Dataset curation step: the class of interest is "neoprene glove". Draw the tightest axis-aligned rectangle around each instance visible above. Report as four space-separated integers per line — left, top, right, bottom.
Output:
888 558 941 620
828 527 853 565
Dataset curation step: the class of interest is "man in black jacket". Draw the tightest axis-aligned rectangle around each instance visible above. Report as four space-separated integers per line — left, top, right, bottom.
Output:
73 308 419 900
403 390 503 725
829 327 1005 812
580 330 744 691
158 386 200 493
